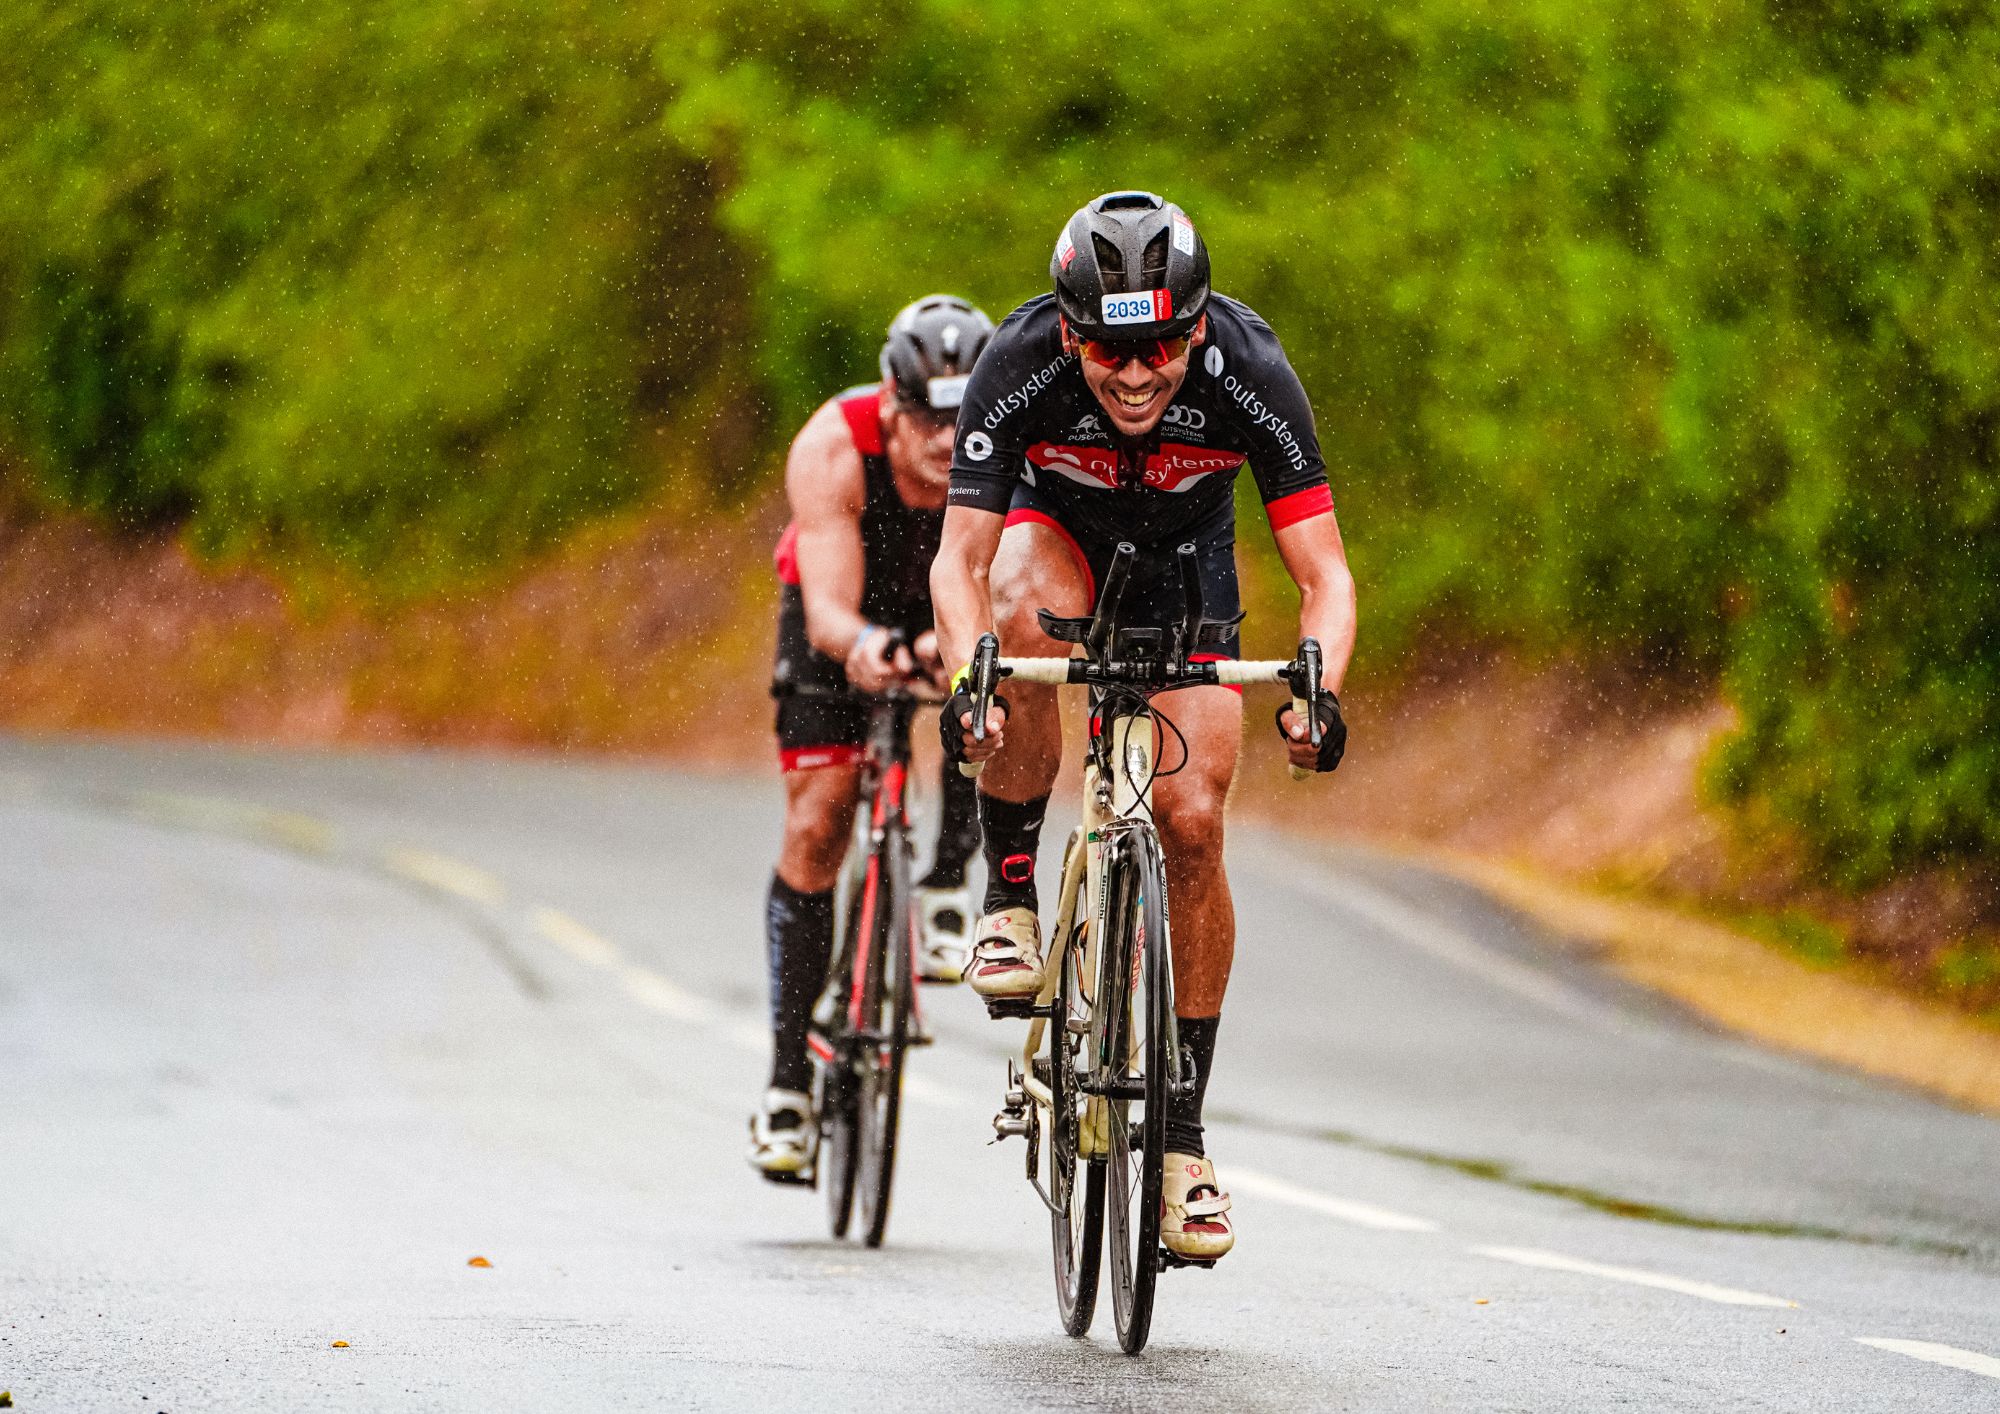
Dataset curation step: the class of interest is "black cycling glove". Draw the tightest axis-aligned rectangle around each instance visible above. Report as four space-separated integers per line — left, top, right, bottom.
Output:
940 691 1010 765
1276 693 1346 773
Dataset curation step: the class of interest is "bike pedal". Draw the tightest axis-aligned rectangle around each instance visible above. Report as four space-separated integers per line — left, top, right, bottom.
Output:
1156 1247 1217 1272
982 997 1043 1021
759 1169 816 1189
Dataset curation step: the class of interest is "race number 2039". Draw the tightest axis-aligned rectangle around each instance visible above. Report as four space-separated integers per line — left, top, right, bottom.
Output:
1100 290 1173 326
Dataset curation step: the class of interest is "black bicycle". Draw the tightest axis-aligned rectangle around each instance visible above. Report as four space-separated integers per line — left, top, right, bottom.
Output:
785 669 934 1248
969 541 1322 1352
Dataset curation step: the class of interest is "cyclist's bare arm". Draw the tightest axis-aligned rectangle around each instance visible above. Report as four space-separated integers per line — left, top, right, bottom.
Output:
930 504 1009 758
1271 508 1357 770
786 400 906 689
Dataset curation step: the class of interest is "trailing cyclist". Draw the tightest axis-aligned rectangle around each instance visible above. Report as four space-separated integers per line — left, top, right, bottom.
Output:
930 194 1358 1258
752 295 996 1177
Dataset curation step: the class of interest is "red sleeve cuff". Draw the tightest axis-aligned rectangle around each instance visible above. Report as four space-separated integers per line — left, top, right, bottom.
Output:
1265 483 1334 530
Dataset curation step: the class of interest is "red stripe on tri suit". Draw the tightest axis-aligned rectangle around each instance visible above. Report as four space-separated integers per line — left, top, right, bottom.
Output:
1264 483 1334 530
773 523 801 584
839 388 885 456
779 744 864 773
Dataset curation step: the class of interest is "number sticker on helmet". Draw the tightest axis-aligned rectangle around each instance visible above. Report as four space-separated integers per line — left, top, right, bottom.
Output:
1055 229 1077 271
1172 213 1196 256
927 374 969 409
1099 290 1173 327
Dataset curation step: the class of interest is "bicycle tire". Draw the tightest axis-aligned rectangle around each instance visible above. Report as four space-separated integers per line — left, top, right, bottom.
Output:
857 814 911 1248
1104 826 1170 1355
822 857 867 1240
1049 903 1105 1336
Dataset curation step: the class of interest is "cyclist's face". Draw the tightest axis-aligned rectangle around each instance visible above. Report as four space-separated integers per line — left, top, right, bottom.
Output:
882 396 957 483
1073 316 1205 438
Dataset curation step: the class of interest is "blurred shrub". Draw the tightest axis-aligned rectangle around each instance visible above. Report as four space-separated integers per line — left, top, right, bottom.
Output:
0 0 750 588
1 0 1994 884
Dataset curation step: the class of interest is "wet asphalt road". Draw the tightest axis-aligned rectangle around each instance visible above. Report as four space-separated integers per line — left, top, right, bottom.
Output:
4 734 2000 1411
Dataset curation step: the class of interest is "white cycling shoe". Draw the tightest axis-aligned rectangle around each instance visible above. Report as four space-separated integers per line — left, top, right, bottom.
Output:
915 885 973 983
966 908 1045 999
1162 1151 1235 1260
747 1087 816 1178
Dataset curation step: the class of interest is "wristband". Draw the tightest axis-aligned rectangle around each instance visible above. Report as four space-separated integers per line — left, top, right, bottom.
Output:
851 624 886 659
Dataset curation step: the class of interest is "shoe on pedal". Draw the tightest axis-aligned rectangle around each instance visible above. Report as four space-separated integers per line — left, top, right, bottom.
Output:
966 909 1045 1000
915 885 972 984
748 1087 816 1178
1162 1152 1234 1260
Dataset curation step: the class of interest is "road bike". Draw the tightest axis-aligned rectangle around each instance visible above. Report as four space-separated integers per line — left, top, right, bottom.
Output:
963 541 1324 1353
777 666 937 1247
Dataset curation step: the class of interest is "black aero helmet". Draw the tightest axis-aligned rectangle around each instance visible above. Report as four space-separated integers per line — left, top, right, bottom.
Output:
1051 191 1210 342
880 294 995 411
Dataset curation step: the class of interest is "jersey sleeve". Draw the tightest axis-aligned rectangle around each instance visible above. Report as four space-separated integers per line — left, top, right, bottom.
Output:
1209 307 1332 530
947 301 1067 516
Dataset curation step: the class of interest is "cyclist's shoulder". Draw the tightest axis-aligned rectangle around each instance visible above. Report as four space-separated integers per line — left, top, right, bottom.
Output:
786 389 876 511
1198 294 1290 368
973 296 1065 374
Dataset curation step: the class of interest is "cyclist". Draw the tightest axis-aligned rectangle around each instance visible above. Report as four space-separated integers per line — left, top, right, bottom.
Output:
931 194 1357 1258
752 295 997 1178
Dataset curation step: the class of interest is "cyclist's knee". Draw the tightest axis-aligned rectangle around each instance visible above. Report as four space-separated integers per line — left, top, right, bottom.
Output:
1157 788 1226 864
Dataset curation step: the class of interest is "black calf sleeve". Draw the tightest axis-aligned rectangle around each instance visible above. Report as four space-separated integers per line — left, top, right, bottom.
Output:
979 791 1049 914
919 760 981 890
1164 1015 1220 1158
766 874 835 1093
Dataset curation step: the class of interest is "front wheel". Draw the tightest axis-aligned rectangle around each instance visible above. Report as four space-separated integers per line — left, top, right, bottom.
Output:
1049 907 1105 1335
1103 827 1171 1355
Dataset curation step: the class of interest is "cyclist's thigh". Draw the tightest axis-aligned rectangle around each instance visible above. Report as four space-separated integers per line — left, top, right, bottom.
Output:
993 500 1093 653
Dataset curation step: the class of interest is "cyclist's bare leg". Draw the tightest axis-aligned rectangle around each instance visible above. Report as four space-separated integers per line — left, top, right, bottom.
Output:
776 764 862 893
1149 684 1242 1017
981 520 1091 805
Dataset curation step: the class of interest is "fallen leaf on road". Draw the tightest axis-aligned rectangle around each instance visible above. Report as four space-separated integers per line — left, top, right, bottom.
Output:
467 1256 493 1268
331 1340 350 1349
1 1388 13 1406
1474 1299 1490 1305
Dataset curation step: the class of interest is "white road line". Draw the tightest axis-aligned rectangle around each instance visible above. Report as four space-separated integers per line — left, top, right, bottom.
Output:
1471 1245 1797 1308
620 964 718 1024
383 848 506 906
534 907 623 969
1229 1167 1441 1232
1855 1338 2000 1381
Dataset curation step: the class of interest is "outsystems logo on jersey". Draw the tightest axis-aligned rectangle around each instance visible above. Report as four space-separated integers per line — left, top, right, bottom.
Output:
1221 374 1309 473
982 353 1072 431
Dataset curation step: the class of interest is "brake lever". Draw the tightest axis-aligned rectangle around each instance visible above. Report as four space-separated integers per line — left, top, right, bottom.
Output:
1288 637 1324 783
960 632 1001 779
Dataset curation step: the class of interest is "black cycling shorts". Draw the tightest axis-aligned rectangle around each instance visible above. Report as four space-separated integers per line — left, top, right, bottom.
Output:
771 585 867 771
1003 478 1243 670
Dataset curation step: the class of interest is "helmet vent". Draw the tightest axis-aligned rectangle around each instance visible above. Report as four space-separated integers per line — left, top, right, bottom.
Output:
1092 233 1124 280
1098 191 1161 212
1141 231 1170 287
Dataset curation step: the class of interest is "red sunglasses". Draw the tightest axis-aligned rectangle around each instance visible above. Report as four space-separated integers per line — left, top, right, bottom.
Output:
1076 333 1192 370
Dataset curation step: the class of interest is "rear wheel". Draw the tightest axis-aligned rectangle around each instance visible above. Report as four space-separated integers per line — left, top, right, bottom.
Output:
1104 827 1170 1355
857 819 911 1248
1049 901 1105 1335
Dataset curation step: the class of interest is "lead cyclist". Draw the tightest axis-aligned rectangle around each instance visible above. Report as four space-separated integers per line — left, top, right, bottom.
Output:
929 192 1358 1262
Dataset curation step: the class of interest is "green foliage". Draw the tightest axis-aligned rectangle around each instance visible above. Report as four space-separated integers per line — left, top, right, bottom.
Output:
1 0 1994 885
0 0 745 587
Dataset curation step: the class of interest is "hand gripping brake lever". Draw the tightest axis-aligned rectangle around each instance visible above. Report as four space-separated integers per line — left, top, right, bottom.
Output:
1288 637 1324 783
959 631 1002 780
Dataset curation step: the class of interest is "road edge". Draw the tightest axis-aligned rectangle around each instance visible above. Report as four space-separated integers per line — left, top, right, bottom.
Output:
1377 840 2000 1119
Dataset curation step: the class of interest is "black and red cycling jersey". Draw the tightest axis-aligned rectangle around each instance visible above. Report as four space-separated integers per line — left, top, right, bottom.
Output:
947 294 1334 546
